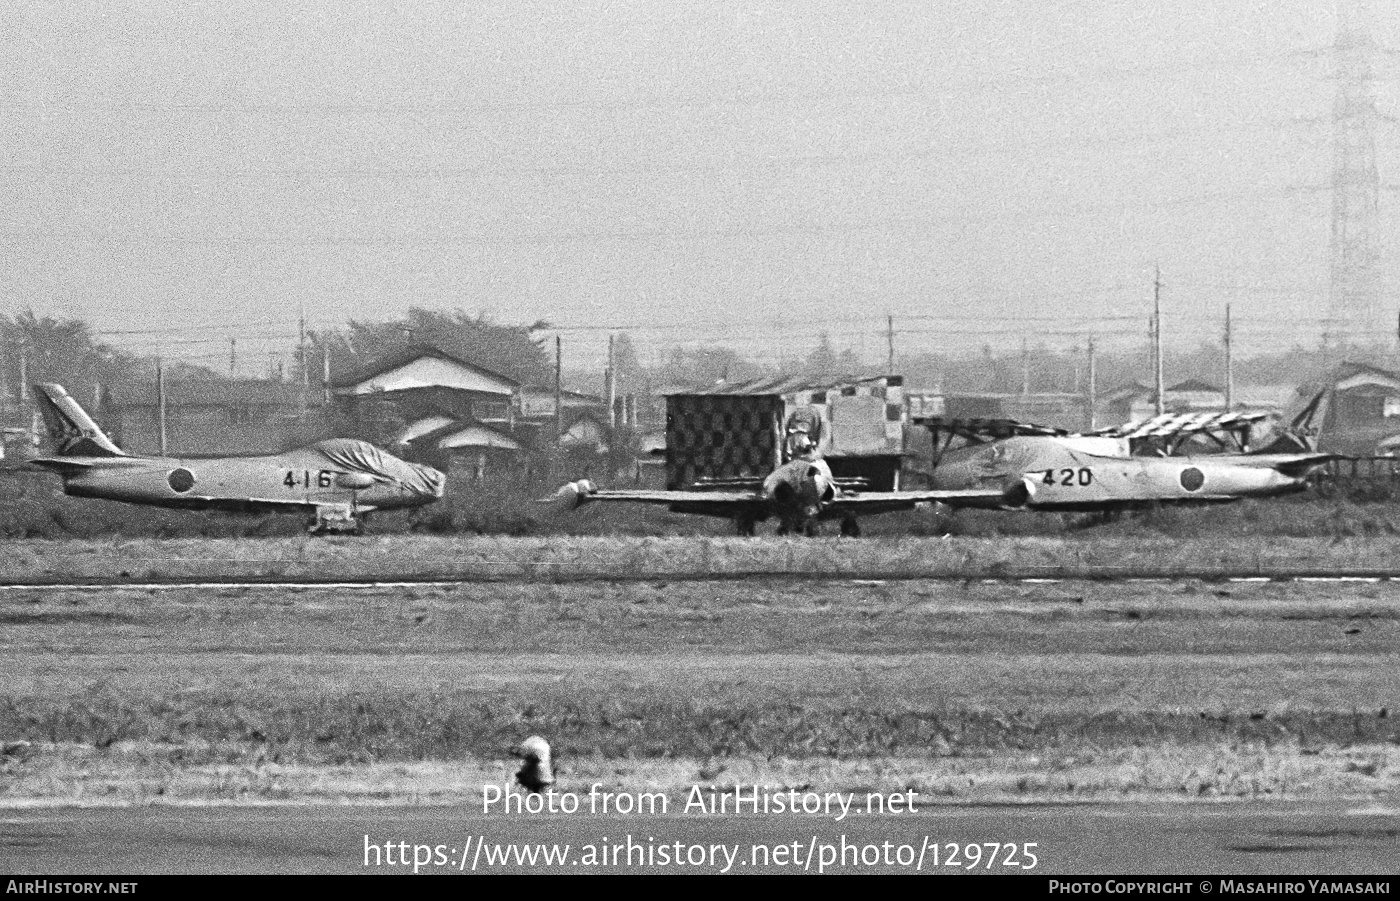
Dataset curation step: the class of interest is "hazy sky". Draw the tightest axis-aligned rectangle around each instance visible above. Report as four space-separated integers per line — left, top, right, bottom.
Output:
4 1 1400 372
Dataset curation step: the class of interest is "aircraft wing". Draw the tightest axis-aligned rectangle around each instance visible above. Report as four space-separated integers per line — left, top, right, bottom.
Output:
543 479 764 519
91 494 324 514
207 496 322 511
690 476 765 491
582 488 758 506
826 487 1015 516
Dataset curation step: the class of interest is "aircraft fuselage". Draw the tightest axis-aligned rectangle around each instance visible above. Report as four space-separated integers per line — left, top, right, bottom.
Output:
53 447 439 514
931 437 1313 511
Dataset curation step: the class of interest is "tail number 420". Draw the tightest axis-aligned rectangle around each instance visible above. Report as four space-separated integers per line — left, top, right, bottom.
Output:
284 470 334 489
1042 467 1093 487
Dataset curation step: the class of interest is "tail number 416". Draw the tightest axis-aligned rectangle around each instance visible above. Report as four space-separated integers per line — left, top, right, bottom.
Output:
284 470 334 489
1042 467 1093 487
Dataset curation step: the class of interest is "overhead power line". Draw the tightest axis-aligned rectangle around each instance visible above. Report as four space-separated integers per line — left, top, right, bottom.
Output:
0 53 1313 120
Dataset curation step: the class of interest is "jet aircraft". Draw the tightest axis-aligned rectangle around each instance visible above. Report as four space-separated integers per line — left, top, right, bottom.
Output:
549 450 1019 537
920 420 1337 512
26 383 445 533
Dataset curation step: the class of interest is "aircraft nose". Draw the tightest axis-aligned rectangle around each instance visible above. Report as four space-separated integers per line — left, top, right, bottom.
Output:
803 466 835 503
414 464 447 498
1000 476 1036 509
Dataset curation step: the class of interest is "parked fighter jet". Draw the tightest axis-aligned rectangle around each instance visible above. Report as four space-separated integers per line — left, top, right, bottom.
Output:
548 450 1019 537
26 383 445 533
923 431 1336 512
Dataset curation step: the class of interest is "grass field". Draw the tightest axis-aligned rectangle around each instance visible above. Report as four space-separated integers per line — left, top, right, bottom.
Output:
1 577 1396 806
9 532 1400 584
9 464 1400 542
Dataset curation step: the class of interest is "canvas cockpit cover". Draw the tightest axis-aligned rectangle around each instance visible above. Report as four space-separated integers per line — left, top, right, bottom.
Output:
962 437 1054 481
312 439 445 497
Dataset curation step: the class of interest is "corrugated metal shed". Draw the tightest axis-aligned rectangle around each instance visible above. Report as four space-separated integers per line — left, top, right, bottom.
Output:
673 374 897 397
1097 411 1268 440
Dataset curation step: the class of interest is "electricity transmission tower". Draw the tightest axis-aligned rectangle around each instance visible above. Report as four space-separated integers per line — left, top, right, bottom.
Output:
1327 0 1383 343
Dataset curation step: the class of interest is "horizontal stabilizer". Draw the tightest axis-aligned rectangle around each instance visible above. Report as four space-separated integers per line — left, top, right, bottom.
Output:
25 457 98 475
1270 453 1342 479
539 479 760 517
827 483 1022 515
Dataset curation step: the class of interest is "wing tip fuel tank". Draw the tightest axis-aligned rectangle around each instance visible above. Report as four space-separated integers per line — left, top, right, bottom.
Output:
542 479 596 510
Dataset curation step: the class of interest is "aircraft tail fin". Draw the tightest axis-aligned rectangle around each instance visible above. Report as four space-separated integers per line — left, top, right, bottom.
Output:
1257 387 1326 453
32 383 126 457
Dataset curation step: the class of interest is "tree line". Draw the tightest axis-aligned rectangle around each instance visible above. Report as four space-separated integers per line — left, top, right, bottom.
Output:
3 307 1392 418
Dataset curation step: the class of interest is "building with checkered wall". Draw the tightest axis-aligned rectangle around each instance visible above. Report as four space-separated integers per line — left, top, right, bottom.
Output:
665 375 906 490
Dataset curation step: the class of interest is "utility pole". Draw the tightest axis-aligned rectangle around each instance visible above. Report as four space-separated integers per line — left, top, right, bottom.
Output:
1153 267 1165 417
1020 336 1030 396
606 333 617 430
1224 304 1234 411
554 335 563 449
156 357 168 457
1087 336 1097 430
886 314 895 373
229 337 237 377
19 343 33 447
322 343 331 406
298 303 309 409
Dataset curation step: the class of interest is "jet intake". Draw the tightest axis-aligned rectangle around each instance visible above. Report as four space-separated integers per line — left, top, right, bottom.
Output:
1000 476 1036 509
804 466 836 504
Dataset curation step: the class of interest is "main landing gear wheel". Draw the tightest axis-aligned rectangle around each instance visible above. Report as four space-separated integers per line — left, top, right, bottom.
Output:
309 505 362 536
735 516 757 537
840 517 861 538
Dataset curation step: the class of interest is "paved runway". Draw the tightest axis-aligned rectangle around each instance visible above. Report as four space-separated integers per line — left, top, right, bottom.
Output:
3 574 1400 593
3 802 1396 874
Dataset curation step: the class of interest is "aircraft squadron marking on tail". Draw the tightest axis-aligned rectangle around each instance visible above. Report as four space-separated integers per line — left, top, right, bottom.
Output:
26 383 446 533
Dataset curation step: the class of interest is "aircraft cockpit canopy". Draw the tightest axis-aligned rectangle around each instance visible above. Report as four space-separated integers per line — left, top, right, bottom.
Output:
312 439 446 497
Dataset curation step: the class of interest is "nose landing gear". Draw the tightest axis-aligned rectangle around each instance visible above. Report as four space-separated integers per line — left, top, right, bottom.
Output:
776 506 822 537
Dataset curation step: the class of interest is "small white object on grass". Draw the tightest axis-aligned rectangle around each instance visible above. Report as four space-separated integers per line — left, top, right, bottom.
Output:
513 735 555 793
